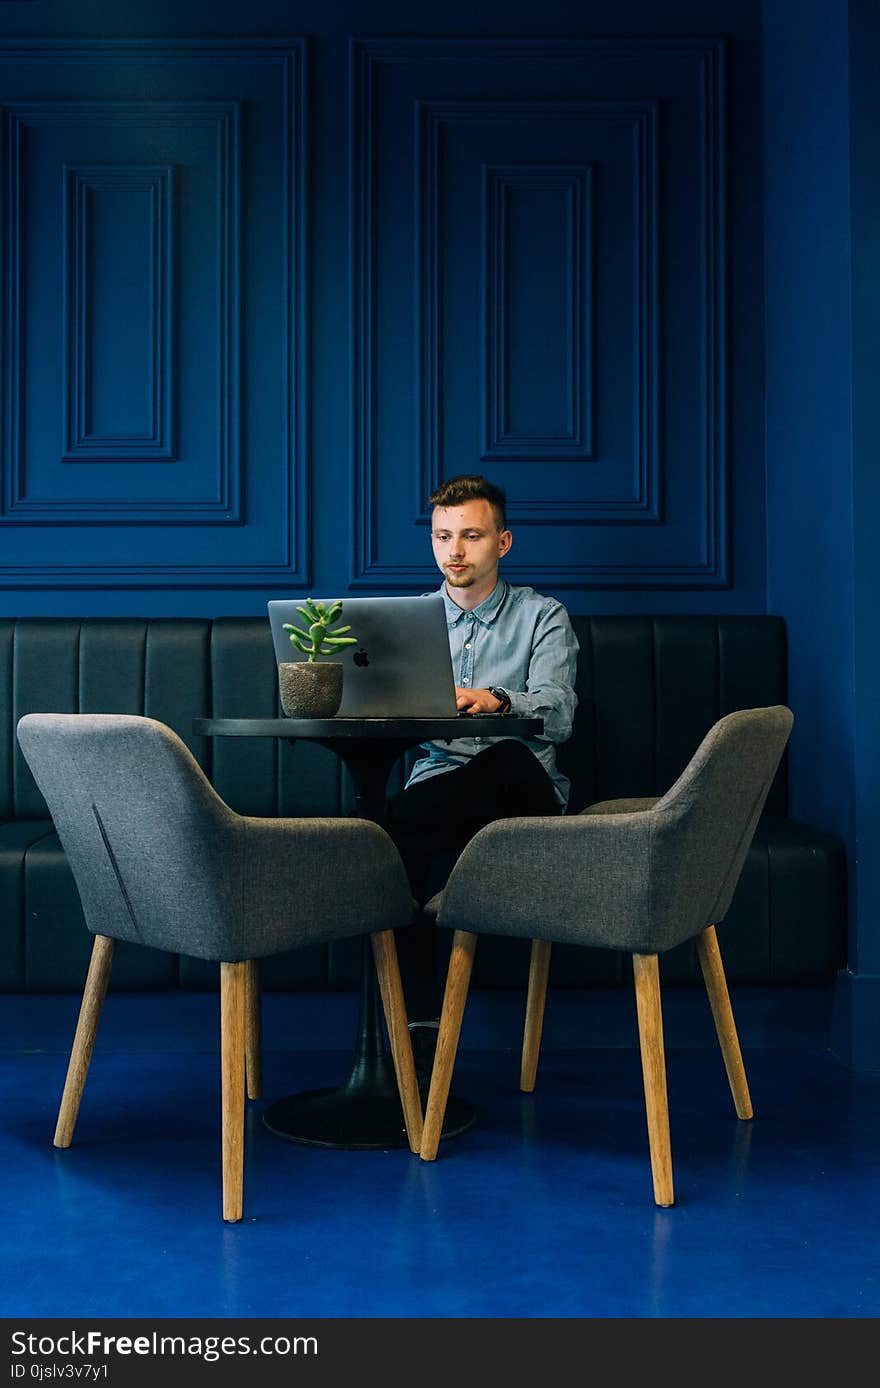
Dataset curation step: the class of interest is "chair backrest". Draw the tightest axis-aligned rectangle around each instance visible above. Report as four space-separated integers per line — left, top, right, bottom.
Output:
16 713 245 960
648 705 794 940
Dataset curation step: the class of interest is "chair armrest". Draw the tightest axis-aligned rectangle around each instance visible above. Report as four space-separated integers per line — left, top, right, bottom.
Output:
580 796 660 815
435 812 658 952
239 816 416 956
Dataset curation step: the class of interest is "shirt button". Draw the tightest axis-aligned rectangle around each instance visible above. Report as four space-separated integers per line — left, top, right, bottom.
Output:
462 679 469 685
474 737 482 744
464 643 471 649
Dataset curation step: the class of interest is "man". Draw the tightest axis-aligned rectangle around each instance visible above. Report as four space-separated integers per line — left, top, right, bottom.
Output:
385 474 579 1050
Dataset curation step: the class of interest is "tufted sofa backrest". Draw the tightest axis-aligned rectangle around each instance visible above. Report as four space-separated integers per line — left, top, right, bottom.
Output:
1 613 788 822
558 614 788 814
0 618 342 822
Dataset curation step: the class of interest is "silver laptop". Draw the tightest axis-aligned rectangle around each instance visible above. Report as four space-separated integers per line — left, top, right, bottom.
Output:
267 593 457 717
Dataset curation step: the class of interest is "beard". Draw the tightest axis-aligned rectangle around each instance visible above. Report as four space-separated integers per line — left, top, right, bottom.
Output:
444 566 474 587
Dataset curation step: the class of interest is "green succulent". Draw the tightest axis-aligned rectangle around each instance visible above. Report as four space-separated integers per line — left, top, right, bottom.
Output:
283 599 358 662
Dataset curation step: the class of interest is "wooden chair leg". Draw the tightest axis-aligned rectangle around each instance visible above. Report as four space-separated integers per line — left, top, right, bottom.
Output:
521 938 552 1092
372 930 423 1154
244 959 262 1101
220 961 247 1223
632 953 674 1208
420 930 477 1162
54 934 115 1148
697 925 753 1120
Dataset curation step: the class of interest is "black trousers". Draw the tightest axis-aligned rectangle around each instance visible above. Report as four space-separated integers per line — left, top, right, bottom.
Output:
384 739 562 1018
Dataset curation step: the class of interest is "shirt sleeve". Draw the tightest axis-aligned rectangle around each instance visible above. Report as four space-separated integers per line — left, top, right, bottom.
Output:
506 602 579 745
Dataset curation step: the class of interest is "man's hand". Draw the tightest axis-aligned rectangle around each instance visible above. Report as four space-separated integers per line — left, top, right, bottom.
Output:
455 686 506 714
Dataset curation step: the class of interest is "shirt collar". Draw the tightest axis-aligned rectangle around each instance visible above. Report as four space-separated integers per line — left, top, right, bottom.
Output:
438 578 508 627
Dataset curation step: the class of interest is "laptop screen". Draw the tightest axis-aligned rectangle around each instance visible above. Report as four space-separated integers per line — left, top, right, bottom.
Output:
267 593 457 717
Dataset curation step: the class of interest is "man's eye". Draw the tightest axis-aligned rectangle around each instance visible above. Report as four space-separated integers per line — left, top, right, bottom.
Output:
466 533 481 540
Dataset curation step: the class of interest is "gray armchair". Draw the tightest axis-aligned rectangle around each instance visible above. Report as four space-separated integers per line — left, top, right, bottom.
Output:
418 705 794 1207
16 713 422 1221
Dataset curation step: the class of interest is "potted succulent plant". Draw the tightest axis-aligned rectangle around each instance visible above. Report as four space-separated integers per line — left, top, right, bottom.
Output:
277 599 358 718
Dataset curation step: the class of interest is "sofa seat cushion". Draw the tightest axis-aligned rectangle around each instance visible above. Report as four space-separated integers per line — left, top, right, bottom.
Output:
0 824 177 992
0 821 55 990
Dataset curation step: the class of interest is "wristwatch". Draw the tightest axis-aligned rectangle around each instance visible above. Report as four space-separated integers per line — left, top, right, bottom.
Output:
488 686 511 714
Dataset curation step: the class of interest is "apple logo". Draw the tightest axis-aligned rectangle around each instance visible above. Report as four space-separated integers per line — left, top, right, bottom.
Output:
352 648 370 668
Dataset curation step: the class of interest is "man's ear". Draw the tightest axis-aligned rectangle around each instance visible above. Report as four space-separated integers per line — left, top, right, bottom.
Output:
497 528 513 558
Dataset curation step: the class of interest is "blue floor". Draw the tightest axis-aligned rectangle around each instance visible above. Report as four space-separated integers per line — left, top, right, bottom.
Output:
2 990 879 1319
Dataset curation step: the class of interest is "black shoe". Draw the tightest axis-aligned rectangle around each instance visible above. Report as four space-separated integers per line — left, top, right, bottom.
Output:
408 1020 439 1090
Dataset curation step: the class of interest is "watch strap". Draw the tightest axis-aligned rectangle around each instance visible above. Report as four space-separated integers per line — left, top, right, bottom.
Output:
489 686 511 714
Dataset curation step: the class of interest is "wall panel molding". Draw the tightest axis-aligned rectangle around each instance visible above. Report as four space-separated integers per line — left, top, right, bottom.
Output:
63 162 175 464
4 99 240 525
351 36 727 589
482 160 595 463
0 39 308 588
413 99 659 525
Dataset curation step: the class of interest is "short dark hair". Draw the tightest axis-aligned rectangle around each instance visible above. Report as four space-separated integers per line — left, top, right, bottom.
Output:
427 474 508 529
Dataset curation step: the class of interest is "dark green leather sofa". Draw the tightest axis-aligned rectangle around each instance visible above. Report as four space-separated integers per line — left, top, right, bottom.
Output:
0 615 846 994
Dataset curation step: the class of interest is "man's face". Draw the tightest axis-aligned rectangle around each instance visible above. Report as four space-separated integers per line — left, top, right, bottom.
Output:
430 499 512 594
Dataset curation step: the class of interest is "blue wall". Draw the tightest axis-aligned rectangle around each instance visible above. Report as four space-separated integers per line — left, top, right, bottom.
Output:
836 0 880 1066
764 0 879 1070
0 0 765 618
2 0 877 1065
762 1 857 1029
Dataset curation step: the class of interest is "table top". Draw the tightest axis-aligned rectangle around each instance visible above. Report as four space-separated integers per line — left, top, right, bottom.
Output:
194 715 543 740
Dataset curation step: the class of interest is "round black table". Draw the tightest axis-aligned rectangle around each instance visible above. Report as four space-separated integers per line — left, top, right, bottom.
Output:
193 714 543 1150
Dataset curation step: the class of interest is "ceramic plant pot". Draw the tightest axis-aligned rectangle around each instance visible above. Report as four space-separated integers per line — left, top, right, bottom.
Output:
277 661 343 718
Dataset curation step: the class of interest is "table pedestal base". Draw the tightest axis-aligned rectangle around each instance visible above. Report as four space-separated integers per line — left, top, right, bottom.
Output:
262 1055 475 1150
194 719 540 1153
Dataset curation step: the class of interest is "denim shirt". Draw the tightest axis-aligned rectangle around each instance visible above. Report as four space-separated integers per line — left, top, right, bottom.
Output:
405 580 579 807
